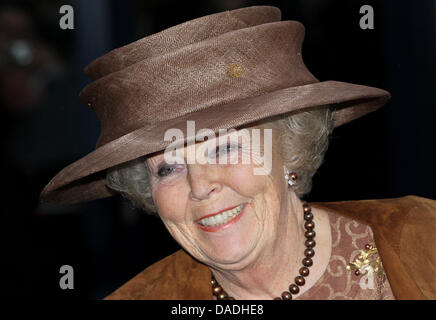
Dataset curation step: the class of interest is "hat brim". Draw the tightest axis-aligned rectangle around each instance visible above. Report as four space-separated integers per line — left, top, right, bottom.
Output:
40 80 390 204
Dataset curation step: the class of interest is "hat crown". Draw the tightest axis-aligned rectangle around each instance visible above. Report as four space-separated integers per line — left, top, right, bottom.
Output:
80 8 317 147
85 6 282 80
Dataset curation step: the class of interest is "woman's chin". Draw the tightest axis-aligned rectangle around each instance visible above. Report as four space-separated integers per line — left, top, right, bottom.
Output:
199 239 257 266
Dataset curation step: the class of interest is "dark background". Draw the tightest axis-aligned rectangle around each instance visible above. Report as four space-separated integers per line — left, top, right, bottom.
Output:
0 0 434 299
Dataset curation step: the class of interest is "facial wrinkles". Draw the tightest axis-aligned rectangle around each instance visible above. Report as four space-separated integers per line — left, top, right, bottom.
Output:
163 217 207 260
254 164 285 261
256 131 299 259
191 175 258 265
149 158 240 264
214 162 281 267
148 163 205 259
148 126 295 269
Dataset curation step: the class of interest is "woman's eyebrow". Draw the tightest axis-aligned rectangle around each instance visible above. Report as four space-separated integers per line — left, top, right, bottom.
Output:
147 158 163 170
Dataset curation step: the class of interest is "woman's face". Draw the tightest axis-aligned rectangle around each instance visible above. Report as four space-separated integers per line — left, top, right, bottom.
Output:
146 125 296 269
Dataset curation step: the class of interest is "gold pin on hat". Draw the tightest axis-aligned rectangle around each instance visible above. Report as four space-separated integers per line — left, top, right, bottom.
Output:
227 63 243 78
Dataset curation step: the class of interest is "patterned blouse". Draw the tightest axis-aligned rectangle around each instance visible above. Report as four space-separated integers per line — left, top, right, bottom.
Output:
298 211 395 300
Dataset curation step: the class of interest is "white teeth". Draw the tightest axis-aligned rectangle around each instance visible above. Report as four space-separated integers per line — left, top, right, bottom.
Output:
215 214 224 224
209 216 217 225
198 204 244 227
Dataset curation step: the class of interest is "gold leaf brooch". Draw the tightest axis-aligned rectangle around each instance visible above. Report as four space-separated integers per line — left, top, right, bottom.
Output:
347 241 384 277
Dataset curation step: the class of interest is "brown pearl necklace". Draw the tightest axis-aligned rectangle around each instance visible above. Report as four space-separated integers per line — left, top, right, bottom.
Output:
211 202 316 300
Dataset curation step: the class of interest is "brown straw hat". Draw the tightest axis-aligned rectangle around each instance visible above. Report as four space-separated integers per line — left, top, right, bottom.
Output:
40 6 390 204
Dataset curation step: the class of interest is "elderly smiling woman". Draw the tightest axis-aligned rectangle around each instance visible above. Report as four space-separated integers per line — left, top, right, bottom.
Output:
40 6 436 300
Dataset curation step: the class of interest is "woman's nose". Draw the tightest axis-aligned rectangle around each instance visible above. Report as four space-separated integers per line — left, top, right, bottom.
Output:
187 164 222 201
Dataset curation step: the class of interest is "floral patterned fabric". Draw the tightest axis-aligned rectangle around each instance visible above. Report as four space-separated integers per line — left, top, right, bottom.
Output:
298 211 395 300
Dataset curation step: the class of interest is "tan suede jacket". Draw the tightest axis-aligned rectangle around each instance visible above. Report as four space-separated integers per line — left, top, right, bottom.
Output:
105 196 436 300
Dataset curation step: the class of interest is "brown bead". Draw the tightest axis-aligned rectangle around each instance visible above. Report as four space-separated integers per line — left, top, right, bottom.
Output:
305 239 316 248
365 243 372 250
289 284 300 294
295 276 306 286
274 297 282 300
211 279 217 286
302 257 313 267
281 291 292 300
305 230 316 239
303 205 311 213
304 221 315 230
212 286 222 295
304 212 313 221
290 172 298 181
354 270 361 276
304 248 315 258
299 267 310 277
218 292 228 300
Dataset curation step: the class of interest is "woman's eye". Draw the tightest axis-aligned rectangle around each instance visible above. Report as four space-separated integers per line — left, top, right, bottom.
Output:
157 166 176 177
208 142 240 162
216 143 237 156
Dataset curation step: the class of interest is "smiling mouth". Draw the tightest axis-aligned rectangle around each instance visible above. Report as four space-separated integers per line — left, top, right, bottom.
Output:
196 203 245 227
